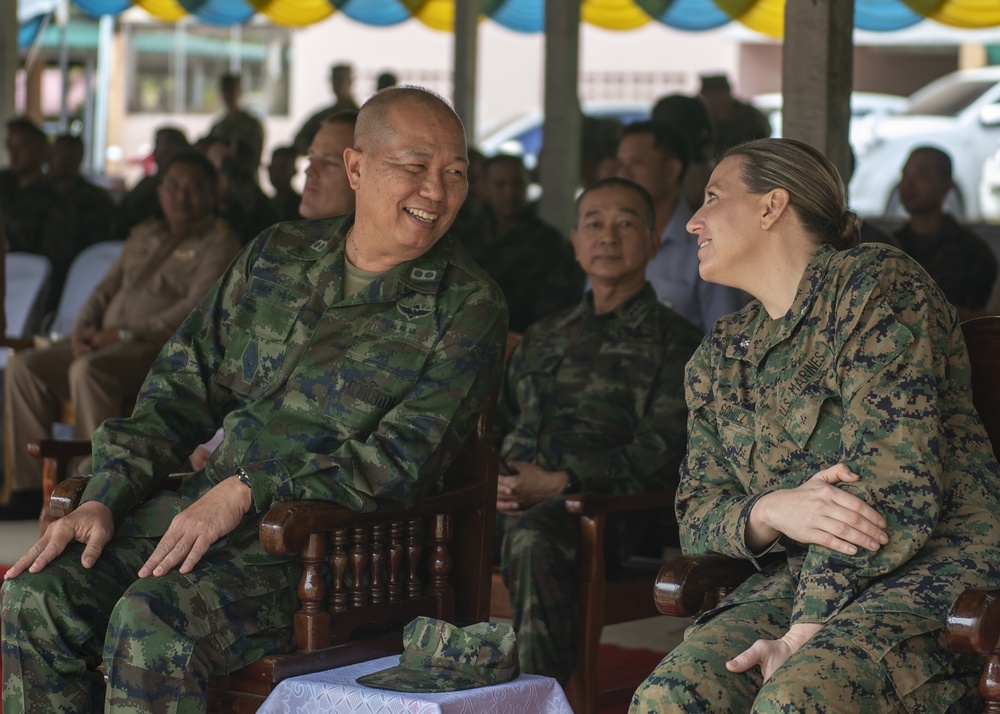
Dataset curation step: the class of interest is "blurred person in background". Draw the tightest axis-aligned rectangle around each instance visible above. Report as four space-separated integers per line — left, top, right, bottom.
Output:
2 151 241 521
892 146 997 315
207 73 264 175
699 74 771 152
117 126 190 240
267 146 302 222
294 63 359 154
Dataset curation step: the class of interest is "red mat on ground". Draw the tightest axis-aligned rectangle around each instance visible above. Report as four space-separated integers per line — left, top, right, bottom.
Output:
592 643 668 714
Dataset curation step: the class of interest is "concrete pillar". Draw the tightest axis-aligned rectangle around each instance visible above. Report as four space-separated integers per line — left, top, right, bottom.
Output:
537 0 581 236
781 0 854 182
453 0 478 146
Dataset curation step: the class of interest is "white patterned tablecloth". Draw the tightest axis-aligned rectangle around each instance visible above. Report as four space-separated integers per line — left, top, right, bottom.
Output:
256 655 574 714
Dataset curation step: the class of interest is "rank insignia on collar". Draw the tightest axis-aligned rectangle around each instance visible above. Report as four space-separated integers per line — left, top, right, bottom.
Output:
409 268 438 281
310 239 327 251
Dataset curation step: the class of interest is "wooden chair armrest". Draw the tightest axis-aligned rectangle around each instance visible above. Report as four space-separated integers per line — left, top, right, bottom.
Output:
564 489 676 518
653 553 760 618
50 475 93 518
29 438 93 460
260 482 489 557
947 588 1000 655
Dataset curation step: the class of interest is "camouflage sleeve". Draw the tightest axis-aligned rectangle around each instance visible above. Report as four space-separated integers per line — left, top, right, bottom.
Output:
127 228 242 344
569 325 699 494
676 341 768 561
791 269 959 624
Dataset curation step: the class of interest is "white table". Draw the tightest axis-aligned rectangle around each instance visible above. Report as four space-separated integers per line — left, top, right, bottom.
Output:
256 654 574 714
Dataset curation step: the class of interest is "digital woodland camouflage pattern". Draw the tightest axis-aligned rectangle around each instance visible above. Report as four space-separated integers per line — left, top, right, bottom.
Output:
632 243 1000 712
1 214 507 712
357 617 519 692
495 285 701 683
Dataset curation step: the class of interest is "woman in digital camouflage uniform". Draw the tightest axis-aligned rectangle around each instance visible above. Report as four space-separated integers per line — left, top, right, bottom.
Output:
631 138 1000 713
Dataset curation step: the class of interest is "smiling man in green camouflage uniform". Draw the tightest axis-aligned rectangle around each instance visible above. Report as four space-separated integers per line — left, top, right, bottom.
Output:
1 86 507 714
494 177 701 684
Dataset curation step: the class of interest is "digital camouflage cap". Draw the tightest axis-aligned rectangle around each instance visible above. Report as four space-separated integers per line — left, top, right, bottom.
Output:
356 616 519 692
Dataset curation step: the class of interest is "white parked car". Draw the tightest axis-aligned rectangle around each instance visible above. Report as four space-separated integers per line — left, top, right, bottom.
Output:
850 67 1000 220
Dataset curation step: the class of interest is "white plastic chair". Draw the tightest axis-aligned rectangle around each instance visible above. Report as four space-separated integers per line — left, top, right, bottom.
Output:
1 254 52 372
44 240 125 338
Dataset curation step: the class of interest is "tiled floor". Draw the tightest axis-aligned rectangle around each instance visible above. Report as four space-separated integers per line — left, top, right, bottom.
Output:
0 519 689 654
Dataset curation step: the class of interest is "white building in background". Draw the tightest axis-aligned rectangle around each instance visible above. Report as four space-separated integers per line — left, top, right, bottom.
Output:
21 7 745 189
18 7 1000 193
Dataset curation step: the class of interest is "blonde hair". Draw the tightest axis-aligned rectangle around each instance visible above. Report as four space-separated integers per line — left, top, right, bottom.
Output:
725 138 860 250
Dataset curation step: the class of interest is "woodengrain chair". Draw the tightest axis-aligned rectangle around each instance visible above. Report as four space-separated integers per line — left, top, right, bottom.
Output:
48 400 500 714
490 490 677 714
652 315 1000 713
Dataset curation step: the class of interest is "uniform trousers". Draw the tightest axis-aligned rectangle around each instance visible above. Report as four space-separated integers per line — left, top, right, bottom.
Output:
1 536 299 713
629 595 983 713
497 498 642 685
4 339 161 493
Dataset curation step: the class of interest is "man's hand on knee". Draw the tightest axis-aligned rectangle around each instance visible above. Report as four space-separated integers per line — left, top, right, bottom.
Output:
138 475 251 578
4 501 114 579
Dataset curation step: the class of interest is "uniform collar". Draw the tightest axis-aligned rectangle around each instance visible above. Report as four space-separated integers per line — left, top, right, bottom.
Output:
724 243 836 365
564 282 658 330
329 216 451 310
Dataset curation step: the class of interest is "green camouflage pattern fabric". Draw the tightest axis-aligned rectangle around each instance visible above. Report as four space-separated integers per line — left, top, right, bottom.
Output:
453 207 583 332
2 535 300 713
1 213 506 712
635 242 1000 710
630 595 983 713
84 213 507 552
496 283 701 494
495 285 701 683
357 617 519 692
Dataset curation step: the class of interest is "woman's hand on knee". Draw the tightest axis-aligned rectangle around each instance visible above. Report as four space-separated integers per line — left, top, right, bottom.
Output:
4 502 114 580
726 638 792 682
750 464 888 556
726 623 822 682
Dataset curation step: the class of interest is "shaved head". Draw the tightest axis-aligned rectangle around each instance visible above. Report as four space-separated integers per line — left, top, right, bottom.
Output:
355 86 465 152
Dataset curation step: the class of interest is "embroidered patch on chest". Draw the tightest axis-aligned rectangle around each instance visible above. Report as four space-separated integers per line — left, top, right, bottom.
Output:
778 351 828 418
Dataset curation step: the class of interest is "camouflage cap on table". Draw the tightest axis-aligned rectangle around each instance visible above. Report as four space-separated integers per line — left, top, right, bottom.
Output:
356 616 519 692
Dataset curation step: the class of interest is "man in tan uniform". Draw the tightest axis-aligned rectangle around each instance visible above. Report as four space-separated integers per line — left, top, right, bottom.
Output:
1 150 241 520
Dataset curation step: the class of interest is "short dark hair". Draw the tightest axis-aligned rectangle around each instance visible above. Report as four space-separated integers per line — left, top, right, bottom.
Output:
159 149 218 189
651 94 714 155
53 134 85 161
909 145 953 180
377 72 398 91
483 153 525 175
620 120 692 181
320 110 359 130
220 73 241 92
155 126 190 149
5 117 48 146
271 145 298 162
575 176 656 233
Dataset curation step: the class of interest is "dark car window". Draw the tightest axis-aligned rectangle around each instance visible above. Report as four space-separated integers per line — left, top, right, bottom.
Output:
905 79 996 117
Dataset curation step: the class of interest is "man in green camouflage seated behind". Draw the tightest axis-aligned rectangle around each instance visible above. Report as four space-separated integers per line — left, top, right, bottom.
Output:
494 177 702 684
